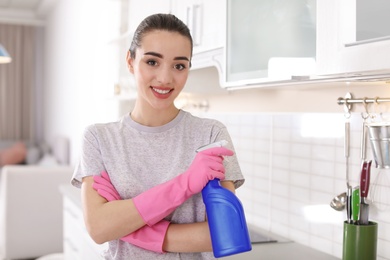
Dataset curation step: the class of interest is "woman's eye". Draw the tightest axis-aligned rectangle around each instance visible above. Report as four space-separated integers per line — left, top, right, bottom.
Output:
174 64 186 71
147 60 158 66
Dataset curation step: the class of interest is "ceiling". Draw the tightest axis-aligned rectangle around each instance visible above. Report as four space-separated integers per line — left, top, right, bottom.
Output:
0 0 56 25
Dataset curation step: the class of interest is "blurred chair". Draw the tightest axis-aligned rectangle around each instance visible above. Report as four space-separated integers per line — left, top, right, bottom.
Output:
0 165 74 260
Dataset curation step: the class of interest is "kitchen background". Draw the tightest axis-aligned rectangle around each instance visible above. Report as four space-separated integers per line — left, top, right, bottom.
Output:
2 0 390 259
203 110 390 259
181 78 390 259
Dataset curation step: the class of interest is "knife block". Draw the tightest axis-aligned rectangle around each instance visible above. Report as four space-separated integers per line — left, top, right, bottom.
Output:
342 221 378 260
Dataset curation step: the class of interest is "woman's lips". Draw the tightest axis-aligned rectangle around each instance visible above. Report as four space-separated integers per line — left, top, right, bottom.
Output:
151 87 173 99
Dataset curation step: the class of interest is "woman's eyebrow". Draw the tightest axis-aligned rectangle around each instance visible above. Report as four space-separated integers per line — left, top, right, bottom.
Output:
174 56 190 62
144 51 189 61
145 51 163 58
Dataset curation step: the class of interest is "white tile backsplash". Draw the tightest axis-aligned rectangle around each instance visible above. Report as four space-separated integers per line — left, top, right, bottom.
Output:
205 111 390 259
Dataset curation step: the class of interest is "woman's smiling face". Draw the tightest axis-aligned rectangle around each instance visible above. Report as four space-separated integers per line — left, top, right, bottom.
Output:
127 30 192 111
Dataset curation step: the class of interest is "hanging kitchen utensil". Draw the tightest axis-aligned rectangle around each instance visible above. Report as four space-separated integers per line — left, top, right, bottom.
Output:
359 160 372 225
355 101 369 221
370 168 390 211
365 99 390 211
360 98 369 162
344 94 353 224
330 192 347 211
368 124 390 211
367 122 390 168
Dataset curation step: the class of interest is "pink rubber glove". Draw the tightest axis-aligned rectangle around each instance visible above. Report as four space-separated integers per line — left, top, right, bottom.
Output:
133 147 233 226
93 172 121 201
93 172 170 253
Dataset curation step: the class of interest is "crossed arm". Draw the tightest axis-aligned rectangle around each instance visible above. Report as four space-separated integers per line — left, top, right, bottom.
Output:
81 176 235 253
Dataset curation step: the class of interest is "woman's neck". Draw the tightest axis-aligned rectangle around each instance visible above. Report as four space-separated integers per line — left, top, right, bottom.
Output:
130 103 180 127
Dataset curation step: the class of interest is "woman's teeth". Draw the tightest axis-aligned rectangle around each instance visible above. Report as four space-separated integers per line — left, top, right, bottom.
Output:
152 88 171 94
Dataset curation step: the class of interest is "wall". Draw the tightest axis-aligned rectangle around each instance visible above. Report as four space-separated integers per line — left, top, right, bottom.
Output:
201 110 390 259
182 69 390 259
185 78 390 259
43 0 121 164
183 65 390 114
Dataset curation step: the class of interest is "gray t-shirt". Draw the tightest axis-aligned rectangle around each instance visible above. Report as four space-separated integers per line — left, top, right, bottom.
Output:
72 110 244 259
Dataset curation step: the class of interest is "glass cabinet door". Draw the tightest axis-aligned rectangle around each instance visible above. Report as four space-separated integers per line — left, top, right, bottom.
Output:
318 0 390 76
355 0 390 43
225 0 316 86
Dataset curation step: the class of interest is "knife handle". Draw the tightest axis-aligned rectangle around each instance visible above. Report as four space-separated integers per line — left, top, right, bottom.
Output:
352 186 360 222
360 160 372 199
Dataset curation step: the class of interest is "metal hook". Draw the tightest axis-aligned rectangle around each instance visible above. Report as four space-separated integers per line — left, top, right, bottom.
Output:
343 93 352 119
361 97 369 120
371 96 381 120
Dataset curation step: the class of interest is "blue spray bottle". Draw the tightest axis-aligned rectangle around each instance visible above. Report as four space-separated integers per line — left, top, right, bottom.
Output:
197 141 252 258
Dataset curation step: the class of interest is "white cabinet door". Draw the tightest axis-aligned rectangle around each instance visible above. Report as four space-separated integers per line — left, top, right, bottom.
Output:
63 197 106 260
172 0 226 54
128 0 172 33
317 0 390 76
196 0 226 52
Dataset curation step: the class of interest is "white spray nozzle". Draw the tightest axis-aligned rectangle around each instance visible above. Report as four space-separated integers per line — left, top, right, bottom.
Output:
196 140 228 153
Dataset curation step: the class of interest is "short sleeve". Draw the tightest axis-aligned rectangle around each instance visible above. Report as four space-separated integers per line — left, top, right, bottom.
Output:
71 125 105 188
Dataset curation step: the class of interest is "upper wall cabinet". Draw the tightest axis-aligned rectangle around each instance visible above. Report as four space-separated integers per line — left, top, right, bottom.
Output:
171 0 226 54
317 0 390 78
124 0 390 91
223 0 317 87
127 0 225 55
127 1 172 33
126 0 226 74
223 0 390 89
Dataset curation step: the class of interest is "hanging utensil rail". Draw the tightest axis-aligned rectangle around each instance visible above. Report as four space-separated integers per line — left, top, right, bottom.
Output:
337 92 390 111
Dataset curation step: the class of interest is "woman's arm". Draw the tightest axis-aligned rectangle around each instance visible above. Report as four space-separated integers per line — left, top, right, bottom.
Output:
81 176 146 244
163 222 212 252
83 172 236 252
162 180 236 253
221 180 236 194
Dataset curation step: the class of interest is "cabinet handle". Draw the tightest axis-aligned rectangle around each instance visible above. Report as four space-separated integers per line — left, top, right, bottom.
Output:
187 4 203 47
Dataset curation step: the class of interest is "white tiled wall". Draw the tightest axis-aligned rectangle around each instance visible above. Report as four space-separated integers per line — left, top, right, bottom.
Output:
204 112 390 260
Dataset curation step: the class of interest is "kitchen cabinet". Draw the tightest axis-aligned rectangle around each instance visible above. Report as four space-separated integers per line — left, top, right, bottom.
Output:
223 0 317 88
217 0 390 89
126 0 225 54
115 0 390 92
171 0 226 54
317 0 390 77
61 186 106 260
127 0 172 34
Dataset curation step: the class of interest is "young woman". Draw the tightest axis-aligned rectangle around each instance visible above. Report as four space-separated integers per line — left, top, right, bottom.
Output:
71 13 245 259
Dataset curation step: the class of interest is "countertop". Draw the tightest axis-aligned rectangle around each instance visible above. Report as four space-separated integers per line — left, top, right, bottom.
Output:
225 242 339 260
59 185 339 260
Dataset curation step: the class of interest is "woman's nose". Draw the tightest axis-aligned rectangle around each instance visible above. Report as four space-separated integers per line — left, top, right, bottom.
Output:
156 65 173 85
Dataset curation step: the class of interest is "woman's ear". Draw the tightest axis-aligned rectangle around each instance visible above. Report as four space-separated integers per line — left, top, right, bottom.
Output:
126 50 134 74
